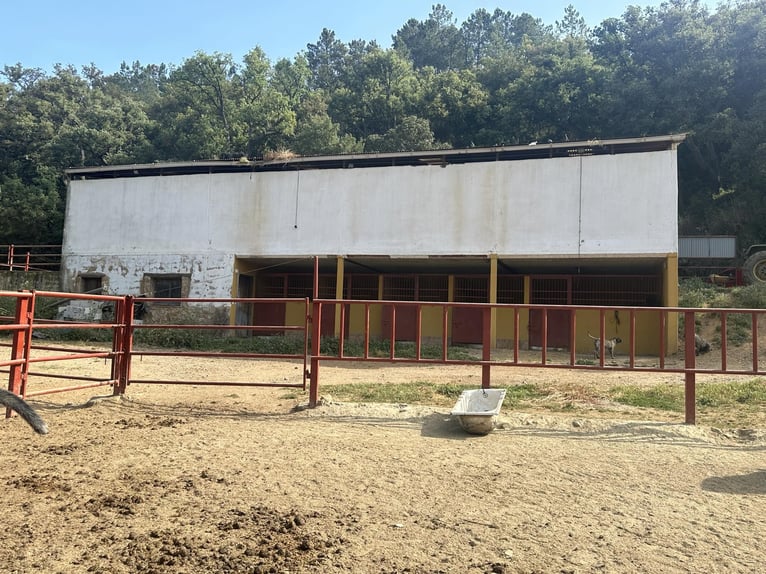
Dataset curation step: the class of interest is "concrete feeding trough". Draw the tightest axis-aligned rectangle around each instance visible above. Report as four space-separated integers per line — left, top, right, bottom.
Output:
451 388 507 435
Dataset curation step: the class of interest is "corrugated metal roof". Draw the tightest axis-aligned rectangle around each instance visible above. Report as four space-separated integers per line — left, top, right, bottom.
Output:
65 133 687 180
679 236 737 259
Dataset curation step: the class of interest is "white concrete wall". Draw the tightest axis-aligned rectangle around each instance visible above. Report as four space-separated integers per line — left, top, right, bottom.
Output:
62 150 678 296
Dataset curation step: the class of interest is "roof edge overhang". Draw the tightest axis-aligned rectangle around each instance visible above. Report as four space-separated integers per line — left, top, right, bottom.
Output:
65 133 687 180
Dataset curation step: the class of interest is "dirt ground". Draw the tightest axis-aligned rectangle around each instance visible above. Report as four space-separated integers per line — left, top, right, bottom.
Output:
2 347 766 574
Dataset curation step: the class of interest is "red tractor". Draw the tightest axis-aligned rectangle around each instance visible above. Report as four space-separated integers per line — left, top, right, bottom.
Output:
742 244 766 284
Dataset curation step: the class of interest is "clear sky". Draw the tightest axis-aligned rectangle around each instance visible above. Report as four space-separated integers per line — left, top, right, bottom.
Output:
2 1 712 74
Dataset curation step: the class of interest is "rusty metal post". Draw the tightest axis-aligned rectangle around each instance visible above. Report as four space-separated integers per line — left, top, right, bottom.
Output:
684 310 696 425
629 310 636 368
303 298 310 390
308 256 321 407
569 308 577 365
110 297 124 392
482 306 491 389
415 304 422 360
752 312 759 373
6 293 32 419
309 300 321 408
114 296 134 395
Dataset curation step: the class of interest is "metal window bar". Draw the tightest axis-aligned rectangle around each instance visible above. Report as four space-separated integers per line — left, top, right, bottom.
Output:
383 276 416 301
497 276 524 304
417 275 449 302
347 275 378 300
530 277 569 305
454 276 488 302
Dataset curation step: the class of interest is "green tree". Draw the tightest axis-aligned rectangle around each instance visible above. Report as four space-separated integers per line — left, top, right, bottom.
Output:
291 93 361 155
329 48 421 140
364 115 445 152
393 4 462 70
306 29 348 91
420 67 489 146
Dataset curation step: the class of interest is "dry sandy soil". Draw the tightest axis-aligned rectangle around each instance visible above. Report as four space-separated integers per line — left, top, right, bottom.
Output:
2 346 766 573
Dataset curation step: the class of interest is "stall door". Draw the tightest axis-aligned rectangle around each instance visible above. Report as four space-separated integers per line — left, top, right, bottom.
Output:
452 277 488 344
529 277 571 349
381 276 417 341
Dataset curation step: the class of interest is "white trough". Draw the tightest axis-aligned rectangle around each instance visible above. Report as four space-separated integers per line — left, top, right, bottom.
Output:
450 388 507 435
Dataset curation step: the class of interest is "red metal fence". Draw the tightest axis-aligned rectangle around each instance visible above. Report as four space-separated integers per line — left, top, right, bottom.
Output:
0 245 62 272
307 298 766 425
2 289 766 426
1 291 309 421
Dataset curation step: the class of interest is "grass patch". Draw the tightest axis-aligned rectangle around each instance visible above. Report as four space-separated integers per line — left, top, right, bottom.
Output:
321 381 546 408
611 379 766 413
611 385 683 411
696 379 766 407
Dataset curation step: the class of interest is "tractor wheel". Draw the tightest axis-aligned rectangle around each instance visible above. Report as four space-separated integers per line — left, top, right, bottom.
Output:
743 251 766 284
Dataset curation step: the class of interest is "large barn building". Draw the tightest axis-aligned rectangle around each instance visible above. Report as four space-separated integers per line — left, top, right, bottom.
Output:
62 134 685 354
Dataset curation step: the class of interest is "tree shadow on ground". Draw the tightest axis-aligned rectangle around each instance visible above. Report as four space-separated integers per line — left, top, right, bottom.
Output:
701 470 766 494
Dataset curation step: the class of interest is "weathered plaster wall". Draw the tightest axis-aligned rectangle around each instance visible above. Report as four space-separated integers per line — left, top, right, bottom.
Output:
63 150 678 296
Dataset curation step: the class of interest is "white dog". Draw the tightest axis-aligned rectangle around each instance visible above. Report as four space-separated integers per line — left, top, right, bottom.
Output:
588 333 622 360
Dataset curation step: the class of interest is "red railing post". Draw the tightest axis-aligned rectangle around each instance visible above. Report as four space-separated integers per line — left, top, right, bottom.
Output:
309 301 321 408
6 292 33 419
684 310 697 425
303 297 310 390
482 306 491 389
113 296 134 395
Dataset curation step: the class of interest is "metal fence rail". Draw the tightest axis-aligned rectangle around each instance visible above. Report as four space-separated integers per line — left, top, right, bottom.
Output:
1 292 310 418
307 298 766 424
0 244 62 272
3 289 766 426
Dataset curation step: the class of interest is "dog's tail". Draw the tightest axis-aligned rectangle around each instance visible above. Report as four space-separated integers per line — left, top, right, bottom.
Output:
587 332 599 340
0 388 48 435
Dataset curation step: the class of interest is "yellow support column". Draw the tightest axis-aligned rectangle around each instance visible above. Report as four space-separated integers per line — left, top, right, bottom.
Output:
489 254 497 349
334 256 344 338
664 253 679 354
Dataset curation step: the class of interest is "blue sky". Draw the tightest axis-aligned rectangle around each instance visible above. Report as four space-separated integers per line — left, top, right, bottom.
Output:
2 1 711 74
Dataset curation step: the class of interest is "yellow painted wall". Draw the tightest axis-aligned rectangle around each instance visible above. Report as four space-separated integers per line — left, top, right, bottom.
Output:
495 307 527 348
568 308 664 356
251 254 680 357
347 303 383 338
285 301 307 327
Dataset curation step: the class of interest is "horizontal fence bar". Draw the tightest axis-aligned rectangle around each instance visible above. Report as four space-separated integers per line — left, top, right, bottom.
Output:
24 380 117 398
21 371 115 383
26 351 115 365
129 379 304 388
133 351 305 361
0 291 35 299
313 298 766 316
131 323 305 331
135 297 307 304
32 291 125 302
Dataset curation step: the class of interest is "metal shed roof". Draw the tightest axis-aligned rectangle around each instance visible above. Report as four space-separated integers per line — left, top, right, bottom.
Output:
65 134 687 180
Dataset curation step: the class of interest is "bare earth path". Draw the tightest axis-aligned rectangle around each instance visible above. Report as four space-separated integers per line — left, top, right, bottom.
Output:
2 353 766 573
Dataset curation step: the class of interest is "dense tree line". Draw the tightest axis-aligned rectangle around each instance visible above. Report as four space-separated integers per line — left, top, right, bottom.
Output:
1 1 765 250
